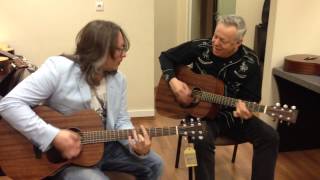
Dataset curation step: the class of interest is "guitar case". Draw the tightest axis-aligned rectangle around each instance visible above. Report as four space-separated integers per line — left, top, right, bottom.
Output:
283 54 320 76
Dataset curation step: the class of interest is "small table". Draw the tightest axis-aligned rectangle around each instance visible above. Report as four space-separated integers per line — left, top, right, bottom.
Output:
273 67 320 151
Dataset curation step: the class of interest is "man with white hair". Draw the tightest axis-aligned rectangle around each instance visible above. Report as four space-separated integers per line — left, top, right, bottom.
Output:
159 15 279 180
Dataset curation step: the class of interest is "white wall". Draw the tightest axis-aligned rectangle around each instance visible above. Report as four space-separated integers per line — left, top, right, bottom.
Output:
236 0 264 49
0 0 155 117
154 0 177 87
262 0 320 105
154 0 189 86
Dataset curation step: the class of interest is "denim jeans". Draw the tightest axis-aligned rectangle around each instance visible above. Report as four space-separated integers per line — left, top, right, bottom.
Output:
193 115 279 180
53 141 163 180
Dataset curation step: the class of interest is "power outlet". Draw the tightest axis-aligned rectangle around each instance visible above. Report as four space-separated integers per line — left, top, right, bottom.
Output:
96 0 104 12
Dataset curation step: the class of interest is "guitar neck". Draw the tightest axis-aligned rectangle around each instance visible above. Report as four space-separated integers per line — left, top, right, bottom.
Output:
194 90 267 113
0 50 28 68
0 50 19 60
80 127 178 144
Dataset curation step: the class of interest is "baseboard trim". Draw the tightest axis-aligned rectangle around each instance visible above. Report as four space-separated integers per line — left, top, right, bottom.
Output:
128 109 155 118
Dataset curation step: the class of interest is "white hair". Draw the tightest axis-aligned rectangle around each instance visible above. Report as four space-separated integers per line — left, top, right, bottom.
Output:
216 15 247 41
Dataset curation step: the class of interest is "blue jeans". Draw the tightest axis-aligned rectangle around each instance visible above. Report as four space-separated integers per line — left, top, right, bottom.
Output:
53 142 163 180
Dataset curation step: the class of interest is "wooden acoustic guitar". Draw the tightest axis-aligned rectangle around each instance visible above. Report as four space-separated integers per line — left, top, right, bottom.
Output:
283 54 320 76
0 106 206 180
156 66 298 124
0 50 28 69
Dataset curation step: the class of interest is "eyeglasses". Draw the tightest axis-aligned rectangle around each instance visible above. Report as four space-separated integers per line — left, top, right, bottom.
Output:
114 46 128 54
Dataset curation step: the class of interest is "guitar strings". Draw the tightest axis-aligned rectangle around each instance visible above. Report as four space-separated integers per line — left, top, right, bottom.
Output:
80 127 179 144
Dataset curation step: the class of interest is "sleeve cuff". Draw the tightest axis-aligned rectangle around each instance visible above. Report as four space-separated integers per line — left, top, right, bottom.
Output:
39 124 60 152
163 70 175 82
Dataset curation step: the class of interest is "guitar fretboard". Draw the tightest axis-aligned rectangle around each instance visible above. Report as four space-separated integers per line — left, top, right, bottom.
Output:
193 90 267 113
80 127 178 144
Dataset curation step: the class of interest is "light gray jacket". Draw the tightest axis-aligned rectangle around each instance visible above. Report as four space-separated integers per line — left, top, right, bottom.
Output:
0 56 133 152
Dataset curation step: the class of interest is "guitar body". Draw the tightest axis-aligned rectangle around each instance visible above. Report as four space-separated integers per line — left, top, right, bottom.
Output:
284 54 320 76
156 66 224 119
0 106 104 180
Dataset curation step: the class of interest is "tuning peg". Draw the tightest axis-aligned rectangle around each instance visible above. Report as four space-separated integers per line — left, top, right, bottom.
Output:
278 115 283 119
184 131 188 136
192 136 195 140
196 117 201 121
191 131 195 134
181 119 186 125
291 106 296 110
198 136 204 140
287 122 291 126
276 102 281 107
198 131 203 135
190 118 194 123
283 104 288 108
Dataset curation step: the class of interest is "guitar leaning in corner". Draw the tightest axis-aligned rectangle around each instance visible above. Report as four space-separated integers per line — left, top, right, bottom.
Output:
155 66 298 124
0 106 206 180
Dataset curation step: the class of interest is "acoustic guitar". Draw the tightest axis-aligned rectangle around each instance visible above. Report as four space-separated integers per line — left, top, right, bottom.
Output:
0 50 28 69
0 56 10 76
283 54 320 76
0 106 206 180
156 66 298 123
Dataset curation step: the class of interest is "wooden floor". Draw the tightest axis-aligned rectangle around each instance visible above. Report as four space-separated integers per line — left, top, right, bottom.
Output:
132 114 320 180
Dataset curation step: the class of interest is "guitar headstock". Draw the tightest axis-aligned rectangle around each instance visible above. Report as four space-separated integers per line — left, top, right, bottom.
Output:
178 116 207 140
266 103 298 124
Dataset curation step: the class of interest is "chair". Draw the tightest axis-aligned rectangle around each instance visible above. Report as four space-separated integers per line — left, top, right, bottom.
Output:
175 119 242 180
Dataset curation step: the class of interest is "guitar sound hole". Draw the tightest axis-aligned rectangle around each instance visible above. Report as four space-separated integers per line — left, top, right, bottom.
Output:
46 128 80 163
179 88 200 108
46 147 67 164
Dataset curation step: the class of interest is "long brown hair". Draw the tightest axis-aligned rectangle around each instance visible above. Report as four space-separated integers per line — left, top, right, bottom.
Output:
64 20 130 87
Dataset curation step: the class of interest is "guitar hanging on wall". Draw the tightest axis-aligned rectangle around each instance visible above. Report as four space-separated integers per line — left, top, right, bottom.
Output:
156 66 298 124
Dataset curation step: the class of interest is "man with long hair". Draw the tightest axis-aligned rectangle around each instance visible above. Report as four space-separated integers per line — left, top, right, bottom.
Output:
0 20 163 180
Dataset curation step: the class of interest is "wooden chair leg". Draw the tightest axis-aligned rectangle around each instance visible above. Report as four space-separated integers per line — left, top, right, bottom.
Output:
231 144 238 163
175 135 182 168
188 167 193 180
